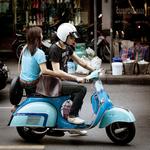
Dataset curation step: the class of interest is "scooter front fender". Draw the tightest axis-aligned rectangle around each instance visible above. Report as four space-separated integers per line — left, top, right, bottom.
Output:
99 107 136 128
9 102 57 127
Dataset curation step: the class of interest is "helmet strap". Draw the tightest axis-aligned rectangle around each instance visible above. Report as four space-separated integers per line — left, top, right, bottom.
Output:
58 41 66 49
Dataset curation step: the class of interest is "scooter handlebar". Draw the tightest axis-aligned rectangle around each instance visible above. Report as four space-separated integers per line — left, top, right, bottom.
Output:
85 68 105 82
86 69 100 81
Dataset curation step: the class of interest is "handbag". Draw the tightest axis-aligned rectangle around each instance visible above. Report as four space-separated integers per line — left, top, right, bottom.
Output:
36 75 62 97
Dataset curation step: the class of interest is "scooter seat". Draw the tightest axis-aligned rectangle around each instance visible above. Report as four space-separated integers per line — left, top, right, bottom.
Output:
36 75 62 97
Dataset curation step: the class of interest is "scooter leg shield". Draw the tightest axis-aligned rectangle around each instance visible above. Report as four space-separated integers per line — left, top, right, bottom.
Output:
9 102 57 127
99 107 136 128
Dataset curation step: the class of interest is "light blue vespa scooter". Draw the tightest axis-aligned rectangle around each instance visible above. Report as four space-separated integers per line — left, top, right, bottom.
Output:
8 70 136 145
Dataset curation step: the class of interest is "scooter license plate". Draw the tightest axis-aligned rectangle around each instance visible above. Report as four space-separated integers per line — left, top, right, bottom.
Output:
26 116 42 125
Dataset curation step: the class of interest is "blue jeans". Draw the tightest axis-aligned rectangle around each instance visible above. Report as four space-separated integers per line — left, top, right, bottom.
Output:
61 81 87 117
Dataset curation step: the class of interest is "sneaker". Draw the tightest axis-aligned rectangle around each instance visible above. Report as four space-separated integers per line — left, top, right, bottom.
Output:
69 130 87 136
68 116 85 124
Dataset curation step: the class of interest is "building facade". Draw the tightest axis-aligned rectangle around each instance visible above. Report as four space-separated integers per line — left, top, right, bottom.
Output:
0 0 150 61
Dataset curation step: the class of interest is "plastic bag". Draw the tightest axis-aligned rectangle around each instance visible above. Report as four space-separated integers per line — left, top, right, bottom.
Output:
75 56 90 74
90 56 102 70
86 47 96 59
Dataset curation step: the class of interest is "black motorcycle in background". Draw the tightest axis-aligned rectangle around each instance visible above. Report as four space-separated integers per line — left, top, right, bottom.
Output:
0 60 8 90
89 34 110 62
11 23 59 59
11 32 52 59
77 14 111 62
11 33 26 59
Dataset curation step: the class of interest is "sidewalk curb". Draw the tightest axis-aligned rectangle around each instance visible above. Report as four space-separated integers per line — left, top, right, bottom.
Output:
101 74 150 85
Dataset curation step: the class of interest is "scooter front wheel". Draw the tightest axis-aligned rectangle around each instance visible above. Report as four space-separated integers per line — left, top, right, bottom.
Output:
106 122 135 145
16 127 47 142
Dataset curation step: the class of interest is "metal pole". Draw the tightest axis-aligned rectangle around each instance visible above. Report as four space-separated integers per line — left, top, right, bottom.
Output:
94 0 97 55
110 0 113 70
12 0 17 32
110 28 113 69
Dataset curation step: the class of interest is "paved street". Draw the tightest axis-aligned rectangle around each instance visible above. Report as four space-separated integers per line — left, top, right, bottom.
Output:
0 0 150 149
0 53 150 149
0 83 150 150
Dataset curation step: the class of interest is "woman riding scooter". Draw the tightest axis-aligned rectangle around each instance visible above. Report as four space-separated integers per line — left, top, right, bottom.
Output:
47 23 95 135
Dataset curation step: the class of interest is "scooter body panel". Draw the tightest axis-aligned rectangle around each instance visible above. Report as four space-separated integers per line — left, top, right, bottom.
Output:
90 89 113 127
99 107 136 128
9 99 57 127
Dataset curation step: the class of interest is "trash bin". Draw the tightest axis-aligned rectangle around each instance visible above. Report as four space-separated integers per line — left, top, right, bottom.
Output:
147 64 150 74
137 60 149 74
112 62 123 75
123 60 136 75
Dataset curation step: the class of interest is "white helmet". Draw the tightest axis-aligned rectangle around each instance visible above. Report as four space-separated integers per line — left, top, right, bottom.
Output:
56 23 79 42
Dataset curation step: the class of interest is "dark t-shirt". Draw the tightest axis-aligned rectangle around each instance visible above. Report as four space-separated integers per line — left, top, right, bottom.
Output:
47 44 74 72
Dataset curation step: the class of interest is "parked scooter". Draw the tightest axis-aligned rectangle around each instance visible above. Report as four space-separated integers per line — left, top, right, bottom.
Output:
85 14 110 62
8 70 136 145
11 23 59 58
0 60 8 90
89 35 110 62
11 33 26 59
11 32 51 58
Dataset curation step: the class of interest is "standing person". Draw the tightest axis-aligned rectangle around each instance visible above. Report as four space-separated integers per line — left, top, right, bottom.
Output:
47 23 95 135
